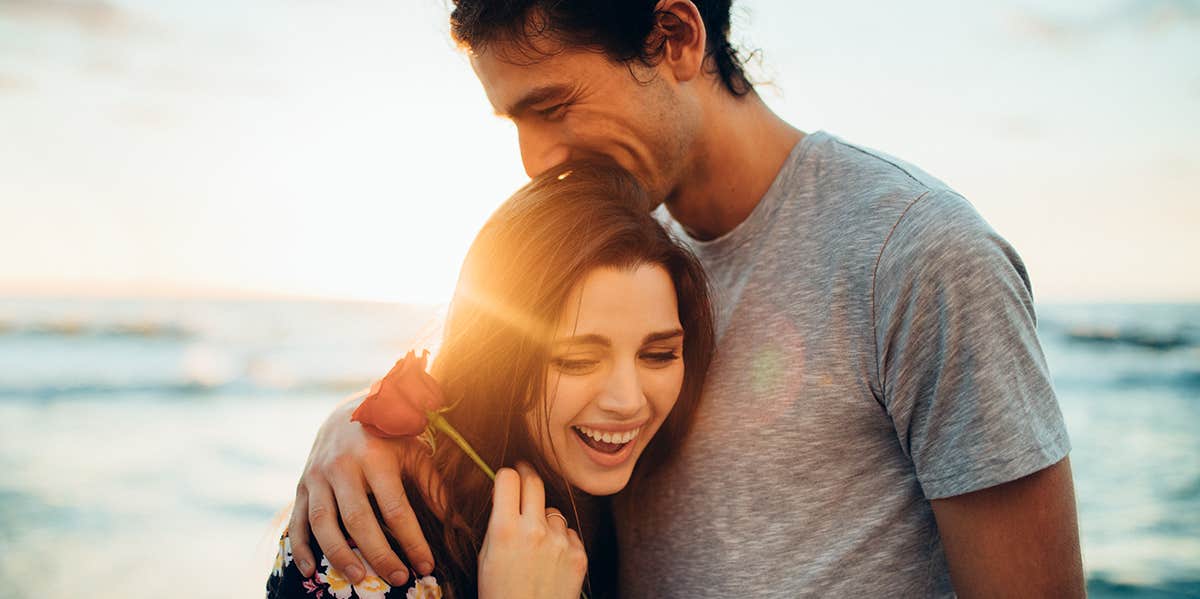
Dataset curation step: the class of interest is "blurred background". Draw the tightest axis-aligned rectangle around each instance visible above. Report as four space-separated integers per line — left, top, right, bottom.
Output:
1 0 1197 597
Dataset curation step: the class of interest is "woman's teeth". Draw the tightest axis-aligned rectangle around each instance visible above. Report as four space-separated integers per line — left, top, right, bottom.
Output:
574 425 642 445
573 425 643 455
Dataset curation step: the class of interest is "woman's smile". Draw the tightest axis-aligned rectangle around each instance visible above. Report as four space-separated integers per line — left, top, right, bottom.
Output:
571 423 647 468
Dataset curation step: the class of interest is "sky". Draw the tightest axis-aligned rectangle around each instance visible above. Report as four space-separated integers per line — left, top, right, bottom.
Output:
1 0 1197 304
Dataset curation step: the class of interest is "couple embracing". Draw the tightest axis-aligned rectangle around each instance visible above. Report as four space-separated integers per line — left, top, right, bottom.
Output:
268 1 1083 597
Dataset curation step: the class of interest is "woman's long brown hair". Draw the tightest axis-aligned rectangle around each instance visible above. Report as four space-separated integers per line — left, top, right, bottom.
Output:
403 161 715 598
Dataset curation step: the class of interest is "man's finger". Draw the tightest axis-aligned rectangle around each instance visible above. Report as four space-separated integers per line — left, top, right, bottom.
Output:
288 489 316 577
364 465 432 580
491 467 521 524
329 472 400 586
515 461 545 518
307 481 367 584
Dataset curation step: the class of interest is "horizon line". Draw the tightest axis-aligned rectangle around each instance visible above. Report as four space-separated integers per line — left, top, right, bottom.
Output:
0 280 1197 306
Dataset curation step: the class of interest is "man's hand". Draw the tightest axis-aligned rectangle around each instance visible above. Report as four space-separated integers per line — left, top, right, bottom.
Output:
288 392 441 588
931 457 1085 598
478 463 588 599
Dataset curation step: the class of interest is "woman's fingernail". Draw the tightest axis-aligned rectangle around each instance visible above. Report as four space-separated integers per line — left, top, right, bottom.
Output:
298 559 312 574
345 564 364 582
389 570 408 586
417 561 433 575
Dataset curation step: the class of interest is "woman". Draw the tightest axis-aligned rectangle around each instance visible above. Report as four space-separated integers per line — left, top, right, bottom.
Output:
267 162 715 599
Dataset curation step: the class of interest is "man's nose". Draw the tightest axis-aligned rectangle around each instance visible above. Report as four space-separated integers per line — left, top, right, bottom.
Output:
596 362 646 418
517 126 570 178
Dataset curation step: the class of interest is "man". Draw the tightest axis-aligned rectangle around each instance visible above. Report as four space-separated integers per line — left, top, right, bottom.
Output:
287 1 1085 596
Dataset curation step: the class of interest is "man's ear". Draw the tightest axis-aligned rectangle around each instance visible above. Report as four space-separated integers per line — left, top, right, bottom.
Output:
654 0 707 84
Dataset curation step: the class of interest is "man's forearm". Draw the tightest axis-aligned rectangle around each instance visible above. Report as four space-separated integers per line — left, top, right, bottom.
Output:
931 457 1085 598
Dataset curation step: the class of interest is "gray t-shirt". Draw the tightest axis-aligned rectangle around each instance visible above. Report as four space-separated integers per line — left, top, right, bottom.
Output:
615 131 1070 597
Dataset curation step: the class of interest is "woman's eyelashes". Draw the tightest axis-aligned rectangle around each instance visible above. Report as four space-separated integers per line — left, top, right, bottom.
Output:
551 356 599 375
640 349 681 367
550 348 681 375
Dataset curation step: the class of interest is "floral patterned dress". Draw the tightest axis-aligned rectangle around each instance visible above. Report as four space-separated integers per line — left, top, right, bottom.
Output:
266 529 443 599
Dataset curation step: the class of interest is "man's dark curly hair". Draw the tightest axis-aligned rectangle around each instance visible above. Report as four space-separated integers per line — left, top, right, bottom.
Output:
450 0 752 97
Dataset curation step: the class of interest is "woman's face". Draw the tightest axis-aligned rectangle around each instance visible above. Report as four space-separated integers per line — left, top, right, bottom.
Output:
527 263 686 496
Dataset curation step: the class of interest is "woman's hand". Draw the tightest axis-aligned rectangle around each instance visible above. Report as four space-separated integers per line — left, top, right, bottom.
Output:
479 463 588 599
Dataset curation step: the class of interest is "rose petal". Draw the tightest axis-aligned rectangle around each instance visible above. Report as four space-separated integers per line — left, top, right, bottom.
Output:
351 349 444 438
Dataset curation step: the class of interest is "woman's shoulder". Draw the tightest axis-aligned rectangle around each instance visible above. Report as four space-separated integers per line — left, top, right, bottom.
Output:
266 529 445 599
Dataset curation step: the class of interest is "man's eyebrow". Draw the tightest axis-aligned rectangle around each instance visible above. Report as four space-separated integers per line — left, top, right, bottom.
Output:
497 84 573 117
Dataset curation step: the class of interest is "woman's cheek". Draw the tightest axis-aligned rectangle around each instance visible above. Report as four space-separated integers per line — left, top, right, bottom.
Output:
646 363 686 413
546 374 596 422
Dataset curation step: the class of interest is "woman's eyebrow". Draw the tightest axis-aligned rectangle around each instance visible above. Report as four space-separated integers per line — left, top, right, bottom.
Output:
552 329 683 348
553 333 610 348
642 329 684 345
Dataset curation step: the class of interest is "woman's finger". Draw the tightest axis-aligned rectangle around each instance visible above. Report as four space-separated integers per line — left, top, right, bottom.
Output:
515 461 545 518
566 526 584 548
288 487 316 577
544 508 568 534
490 467 521 525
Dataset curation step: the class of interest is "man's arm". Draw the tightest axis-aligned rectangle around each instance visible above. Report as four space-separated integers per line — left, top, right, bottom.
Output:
931 457 1085 598
871 190 1083 596
287 392 438 588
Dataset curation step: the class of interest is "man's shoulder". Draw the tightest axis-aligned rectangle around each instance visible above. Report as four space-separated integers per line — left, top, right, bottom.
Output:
776 132 978 256
800 132 954 202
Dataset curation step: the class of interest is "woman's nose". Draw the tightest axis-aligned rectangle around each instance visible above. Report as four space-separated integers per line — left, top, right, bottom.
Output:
596 362 646 417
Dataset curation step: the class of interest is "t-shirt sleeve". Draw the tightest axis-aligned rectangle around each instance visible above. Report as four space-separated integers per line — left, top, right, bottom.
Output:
872 190 1070 500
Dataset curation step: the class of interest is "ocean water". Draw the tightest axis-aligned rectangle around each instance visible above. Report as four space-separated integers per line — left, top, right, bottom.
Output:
0 297 1196 598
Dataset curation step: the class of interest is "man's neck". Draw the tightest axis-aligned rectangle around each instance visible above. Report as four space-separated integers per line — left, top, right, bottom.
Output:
664 90 804 241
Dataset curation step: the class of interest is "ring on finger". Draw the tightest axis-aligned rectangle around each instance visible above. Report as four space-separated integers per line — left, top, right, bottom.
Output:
545 511 568 527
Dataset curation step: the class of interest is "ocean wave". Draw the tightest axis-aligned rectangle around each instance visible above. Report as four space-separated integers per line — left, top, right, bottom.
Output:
1049 370 1200 394
1111 370 1200 392
0 319 194 340
1064 326 1195 351
0 378 368 401
1087 575 1200 599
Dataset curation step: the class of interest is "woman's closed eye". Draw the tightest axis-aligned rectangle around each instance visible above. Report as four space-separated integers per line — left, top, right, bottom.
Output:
551 356 599 375
640 350 680 367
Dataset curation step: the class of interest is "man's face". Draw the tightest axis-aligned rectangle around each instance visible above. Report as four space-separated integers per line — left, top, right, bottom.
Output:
470 38 699 207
